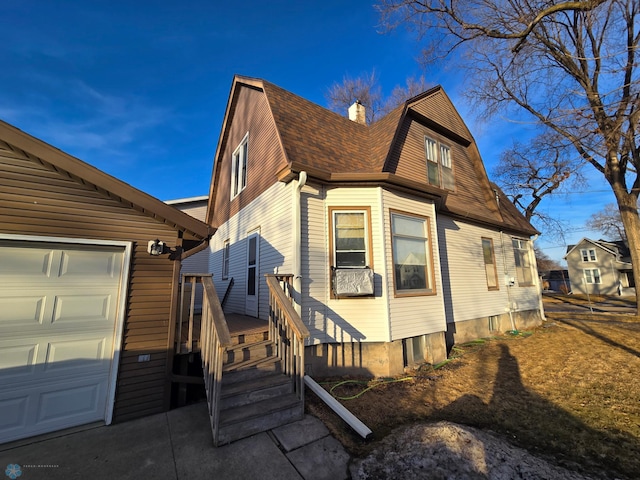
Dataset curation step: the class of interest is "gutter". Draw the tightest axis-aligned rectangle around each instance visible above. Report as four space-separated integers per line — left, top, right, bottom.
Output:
180 237 211 261
292 171 307 314
304 375 372 439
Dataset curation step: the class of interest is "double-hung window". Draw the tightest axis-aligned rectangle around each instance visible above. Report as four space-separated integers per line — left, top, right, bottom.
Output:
512 238 533 286
230 133 248 199
425 136 454 190
482 237 499 290
580 248 597 262
330 207 371 269
222 240 230 280
391 211 434 295
584 268 601 284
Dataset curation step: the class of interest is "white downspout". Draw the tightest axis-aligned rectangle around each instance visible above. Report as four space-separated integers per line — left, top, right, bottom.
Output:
500 231 517 332
530 234 546 321
293 171 307 315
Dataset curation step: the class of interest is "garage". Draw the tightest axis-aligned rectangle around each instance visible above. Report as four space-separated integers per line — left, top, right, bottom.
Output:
0 237 130 443
0 119 211 442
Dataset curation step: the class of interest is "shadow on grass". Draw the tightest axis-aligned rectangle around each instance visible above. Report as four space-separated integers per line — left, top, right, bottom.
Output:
431 344 639 479
557 317 640 358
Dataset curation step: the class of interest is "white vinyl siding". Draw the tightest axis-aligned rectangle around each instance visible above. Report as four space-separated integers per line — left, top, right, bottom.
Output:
436 217 540 323
382 190 446 340
303 185 389 344
210 181 294 318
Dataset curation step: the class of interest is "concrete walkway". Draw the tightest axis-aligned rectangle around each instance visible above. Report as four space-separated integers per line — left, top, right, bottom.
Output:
0 403 351 480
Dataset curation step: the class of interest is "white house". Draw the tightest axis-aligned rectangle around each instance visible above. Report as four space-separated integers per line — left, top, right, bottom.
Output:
204 75 543 376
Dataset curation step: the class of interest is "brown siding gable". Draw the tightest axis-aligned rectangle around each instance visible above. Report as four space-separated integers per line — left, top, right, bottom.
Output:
0 120 210 241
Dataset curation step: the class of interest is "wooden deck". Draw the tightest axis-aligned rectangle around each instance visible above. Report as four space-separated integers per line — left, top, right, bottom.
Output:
225 313 269 336
178 313 268 354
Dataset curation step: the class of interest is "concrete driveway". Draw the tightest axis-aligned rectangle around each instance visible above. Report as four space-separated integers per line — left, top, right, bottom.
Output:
0 403 350 480
543 294 637 315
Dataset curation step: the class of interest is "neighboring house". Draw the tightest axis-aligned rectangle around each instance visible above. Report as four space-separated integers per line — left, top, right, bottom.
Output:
565 238 635 296
0 121 211 444
166 195 210 274
165 195 211 311
205 75 543 377
540 270 571 293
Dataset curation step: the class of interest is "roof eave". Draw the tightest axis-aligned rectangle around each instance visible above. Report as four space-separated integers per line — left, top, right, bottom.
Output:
0 120 211 241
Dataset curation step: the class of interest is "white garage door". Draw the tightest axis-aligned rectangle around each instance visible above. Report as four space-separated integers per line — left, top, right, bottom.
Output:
0 239 128 444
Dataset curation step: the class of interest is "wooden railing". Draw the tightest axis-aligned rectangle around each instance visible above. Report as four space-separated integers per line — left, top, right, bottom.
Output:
265 274 310 407
178 274 231 446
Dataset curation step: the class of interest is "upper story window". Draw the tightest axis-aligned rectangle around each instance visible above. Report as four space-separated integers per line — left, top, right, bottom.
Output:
329 207 372 269
230 133 248 200
391 211 434 296
512 238 533 286
482 237 499 290
425 136 454 190
580 248 597 262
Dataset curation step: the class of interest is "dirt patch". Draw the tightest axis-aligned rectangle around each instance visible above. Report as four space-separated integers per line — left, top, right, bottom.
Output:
350 421 596 479
307 307 640 479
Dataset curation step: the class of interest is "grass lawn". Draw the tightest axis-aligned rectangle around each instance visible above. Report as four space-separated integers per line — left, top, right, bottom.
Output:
306 305 640 479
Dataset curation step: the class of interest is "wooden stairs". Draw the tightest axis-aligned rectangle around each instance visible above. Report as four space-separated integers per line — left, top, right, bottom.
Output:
175 274 309 447
216 323 303 444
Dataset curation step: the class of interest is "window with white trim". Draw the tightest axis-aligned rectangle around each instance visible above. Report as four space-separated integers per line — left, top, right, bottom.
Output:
222 240 230 279
584 268 601 284
512 238 533 286
329 208 371 269
425 136 454 190
230 133 248 199
580 248 597 262
391 211 434 295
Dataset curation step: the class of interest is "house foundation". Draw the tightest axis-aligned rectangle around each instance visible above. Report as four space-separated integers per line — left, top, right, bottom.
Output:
446 309 543 347
304 331 448 378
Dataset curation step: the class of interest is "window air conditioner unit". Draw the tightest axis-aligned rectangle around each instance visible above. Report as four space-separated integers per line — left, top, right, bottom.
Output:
333 267 374 297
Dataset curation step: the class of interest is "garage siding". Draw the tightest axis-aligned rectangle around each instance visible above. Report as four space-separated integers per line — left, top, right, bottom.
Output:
0 142 179 423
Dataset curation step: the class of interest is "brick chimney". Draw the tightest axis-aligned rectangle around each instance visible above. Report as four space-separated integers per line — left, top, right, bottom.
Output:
348 100 366 125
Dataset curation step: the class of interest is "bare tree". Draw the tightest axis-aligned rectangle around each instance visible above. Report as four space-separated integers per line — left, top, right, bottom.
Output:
534 245 562 272
326 71 383 124
378 0 640 309
326 70 431 123
493 131 586 238
586 203 627 241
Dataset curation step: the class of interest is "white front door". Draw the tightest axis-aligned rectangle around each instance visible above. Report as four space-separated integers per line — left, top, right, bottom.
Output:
245 232 259 317
0 239 127 444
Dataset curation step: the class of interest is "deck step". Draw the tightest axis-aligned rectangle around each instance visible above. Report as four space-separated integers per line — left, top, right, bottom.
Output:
220 373 292 409
229 329 269 346
224 340 273 365
217 394 303 445
222 356 281 383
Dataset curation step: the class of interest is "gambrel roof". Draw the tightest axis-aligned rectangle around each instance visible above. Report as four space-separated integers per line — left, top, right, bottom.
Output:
207 75 537 236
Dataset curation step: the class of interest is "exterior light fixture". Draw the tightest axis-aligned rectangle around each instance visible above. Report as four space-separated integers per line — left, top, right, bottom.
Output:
147 239 165 256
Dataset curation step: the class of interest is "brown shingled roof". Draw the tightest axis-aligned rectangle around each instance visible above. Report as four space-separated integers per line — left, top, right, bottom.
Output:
211 75 536 236
262 80 371 173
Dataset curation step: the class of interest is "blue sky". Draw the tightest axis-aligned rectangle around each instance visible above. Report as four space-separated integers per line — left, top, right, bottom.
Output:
0 1 617 263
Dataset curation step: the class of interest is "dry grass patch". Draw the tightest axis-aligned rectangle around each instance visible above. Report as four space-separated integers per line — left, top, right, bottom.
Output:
307 312 640 479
